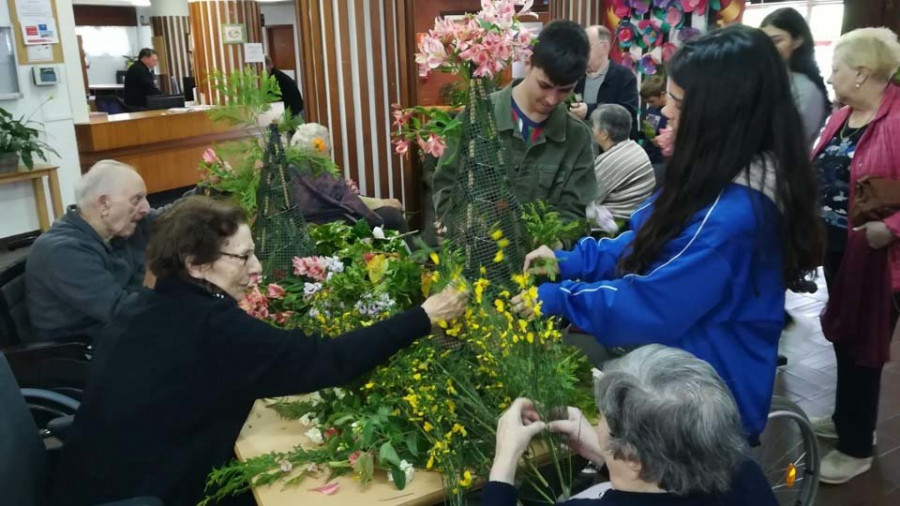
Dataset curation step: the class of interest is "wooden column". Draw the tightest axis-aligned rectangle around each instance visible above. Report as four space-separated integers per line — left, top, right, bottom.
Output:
295 0 417 208
151 15 193 93
188 0 263 104
548 0 605 27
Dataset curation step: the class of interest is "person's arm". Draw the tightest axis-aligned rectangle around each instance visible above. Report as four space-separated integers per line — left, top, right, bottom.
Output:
794 79 827 146
592 155 613 206
44 243 143 325
554 230 634 282
140 66 161 96
555 127 598 222
215 304 432 399
538 236 731 345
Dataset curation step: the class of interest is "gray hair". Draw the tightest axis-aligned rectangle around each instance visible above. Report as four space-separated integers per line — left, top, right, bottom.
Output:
596 345 748 495
836 27 900 82
74 160 140 210
590 104 632 144
589 25 611 42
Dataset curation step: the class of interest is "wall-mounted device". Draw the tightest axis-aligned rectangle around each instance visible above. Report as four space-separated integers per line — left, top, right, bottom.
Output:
32 66 59 86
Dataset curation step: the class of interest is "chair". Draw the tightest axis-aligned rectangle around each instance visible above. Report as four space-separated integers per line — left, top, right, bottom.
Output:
0 353 161 506
0 256 91 393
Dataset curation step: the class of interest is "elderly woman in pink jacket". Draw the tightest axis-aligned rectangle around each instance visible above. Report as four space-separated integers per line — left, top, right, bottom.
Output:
809 27 900 485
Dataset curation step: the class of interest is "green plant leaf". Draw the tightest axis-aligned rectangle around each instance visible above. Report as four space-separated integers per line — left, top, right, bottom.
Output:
378 441 401 467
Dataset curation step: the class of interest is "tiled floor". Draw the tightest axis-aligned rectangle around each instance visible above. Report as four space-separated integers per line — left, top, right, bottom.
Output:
780 272 900 506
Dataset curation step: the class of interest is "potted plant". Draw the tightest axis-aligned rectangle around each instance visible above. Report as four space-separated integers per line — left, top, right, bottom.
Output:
0 107 60 173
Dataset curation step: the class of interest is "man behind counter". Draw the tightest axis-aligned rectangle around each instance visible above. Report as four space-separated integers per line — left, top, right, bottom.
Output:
123 48 162 109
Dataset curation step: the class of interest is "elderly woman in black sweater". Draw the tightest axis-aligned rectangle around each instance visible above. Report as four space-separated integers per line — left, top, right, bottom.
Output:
51 196 467 506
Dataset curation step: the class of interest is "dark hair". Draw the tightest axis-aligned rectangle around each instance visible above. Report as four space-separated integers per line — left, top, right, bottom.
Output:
618 25 823 289
640 75 666 99
147 196 248 281
138 48 157 59
531 20 589 86
761 8 831 114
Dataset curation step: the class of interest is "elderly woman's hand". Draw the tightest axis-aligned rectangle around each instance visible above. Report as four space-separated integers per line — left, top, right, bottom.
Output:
421 285 468 324
548 407 605 467
489 398 546 484
854 221 897 250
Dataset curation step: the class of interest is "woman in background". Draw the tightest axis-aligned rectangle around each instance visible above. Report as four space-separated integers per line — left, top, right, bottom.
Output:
761 7 831 146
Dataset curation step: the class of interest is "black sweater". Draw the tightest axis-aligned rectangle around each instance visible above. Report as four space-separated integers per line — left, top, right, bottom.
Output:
50 276 431 506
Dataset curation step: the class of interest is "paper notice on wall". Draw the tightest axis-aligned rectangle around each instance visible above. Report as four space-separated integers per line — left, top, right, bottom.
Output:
16 0 59 45
244 43 264 64
26 44 53 61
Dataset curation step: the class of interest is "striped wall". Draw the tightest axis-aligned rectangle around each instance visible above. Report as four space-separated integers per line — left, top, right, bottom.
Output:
150 15 192 91
296 0 415 205
188 0 263 105
548 0 605 27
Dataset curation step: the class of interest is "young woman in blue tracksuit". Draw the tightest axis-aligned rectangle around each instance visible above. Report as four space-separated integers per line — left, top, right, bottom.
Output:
515 25 824 439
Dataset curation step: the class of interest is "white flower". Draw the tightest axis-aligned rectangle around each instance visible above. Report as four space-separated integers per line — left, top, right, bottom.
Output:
308 391 324 406
304 282 323 296
298 412 319 426
333 387 346 400
387 459 415 486
279 459 293 473
305 463 319 473
372 226 386 240
308 308 320 318
326 256 344 273
351 421 362 434
305 427 324 445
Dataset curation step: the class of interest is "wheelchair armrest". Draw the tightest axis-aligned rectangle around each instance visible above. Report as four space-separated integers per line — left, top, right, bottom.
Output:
46 413 75 441
21 388 80 411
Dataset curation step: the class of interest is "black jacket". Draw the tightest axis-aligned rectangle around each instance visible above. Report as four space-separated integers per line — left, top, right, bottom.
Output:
123 61 162 108
50 276 431 506
271 68 304 118
575 61 639 139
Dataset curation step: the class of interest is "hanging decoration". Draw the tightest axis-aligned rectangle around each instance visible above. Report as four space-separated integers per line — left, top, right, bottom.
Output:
607 0 746 77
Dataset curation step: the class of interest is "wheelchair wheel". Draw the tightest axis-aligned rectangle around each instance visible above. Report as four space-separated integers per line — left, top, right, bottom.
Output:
751 396 819 506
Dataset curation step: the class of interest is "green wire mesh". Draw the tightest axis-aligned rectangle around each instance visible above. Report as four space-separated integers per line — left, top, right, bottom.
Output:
253 123 315 281
442 78 525 290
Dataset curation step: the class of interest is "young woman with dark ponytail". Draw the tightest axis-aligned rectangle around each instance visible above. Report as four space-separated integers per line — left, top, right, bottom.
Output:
515 25 825 440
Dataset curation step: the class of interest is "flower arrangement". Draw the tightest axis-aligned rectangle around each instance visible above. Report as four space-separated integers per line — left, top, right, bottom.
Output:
202 207 595 506
391 0 536 159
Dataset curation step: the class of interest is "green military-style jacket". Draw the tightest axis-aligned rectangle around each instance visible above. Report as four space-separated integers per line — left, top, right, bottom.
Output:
432 82 597 223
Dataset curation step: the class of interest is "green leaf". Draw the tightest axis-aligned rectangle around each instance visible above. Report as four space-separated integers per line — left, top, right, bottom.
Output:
404 433 419 457
378 441 401 467
390 465 407 490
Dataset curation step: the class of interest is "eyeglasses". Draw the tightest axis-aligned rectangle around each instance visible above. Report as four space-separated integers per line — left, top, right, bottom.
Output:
219 251 253 264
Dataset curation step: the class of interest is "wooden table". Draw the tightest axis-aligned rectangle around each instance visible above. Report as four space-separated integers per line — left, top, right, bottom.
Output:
0 165 63 231
75 108 251 194
235 398 446 506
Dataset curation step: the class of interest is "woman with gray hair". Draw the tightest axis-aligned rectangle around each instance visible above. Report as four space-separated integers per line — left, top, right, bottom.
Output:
484 345 776 505
810 26 900 484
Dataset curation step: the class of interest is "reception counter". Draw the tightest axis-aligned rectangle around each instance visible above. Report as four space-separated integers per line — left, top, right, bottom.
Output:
75 108 253 193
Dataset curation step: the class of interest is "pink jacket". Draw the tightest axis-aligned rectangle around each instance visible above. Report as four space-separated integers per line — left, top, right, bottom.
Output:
812 84 900 289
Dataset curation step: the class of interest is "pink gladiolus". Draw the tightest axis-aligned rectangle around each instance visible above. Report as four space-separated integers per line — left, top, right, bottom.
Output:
421 134 447 158
202 148 218 164
415 34 448 77
273 311 293 325
309 482 340 495
292 256 330 282
239 285 270 320
323 427 340 439
266 283 286 299
348 451 362 467
393 138 410 157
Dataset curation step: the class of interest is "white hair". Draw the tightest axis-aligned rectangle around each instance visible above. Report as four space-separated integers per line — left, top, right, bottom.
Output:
74 160 140 210
289 123 332 154
836 27 900 82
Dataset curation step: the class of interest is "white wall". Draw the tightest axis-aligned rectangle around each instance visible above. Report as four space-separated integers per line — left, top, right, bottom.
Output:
144 0 189 17
0 0 87 237
260 2 302 84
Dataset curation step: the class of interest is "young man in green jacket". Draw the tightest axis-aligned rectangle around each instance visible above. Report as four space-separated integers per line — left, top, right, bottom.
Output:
432 20 596 224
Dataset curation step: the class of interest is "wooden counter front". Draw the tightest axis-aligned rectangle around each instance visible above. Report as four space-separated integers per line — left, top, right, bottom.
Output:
75 109 253 194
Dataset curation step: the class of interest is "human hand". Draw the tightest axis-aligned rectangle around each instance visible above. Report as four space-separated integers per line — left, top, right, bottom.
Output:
490 398 546 484
523 245 560 276
569 102 588 120
854 221 897 250
548 407 604 467
421 284 468 324
510 292 535 318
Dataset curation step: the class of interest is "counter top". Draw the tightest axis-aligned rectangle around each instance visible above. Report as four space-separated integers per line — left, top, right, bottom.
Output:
76 106 215 126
